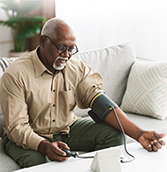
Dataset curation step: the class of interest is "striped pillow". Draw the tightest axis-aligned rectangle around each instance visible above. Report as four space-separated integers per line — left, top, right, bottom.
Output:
0 57 17 77
120 60 167 120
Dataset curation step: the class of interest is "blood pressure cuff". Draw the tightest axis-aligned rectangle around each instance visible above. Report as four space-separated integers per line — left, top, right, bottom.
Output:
88 92 118 123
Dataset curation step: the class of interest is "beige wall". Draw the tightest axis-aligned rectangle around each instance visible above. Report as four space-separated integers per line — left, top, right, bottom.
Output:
0 2 13 58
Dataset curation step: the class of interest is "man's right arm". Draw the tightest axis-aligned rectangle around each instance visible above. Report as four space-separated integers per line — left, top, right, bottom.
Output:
0 73 44 151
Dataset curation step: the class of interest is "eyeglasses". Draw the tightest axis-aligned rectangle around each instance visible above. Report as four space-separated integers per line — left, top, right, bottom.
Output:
45 35 78 55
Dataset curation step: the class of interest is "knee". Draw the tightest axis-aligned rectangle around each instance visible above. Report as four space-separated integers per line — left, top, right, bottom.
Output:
109 130 124 147
18 151 48 168
114 130 124 146
106 128 125 147
94 126 125 150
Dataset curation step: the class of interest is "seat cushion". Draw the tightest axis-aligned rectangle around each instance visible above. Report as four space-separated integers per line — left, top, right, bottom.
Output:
0 138 20 172
126 112 167 143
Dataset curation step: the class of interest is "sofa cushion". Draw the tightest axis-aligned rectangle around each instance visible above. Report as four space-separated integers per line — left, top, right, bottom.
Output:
126 112 167 143
0 138 20 171
121 60 167 120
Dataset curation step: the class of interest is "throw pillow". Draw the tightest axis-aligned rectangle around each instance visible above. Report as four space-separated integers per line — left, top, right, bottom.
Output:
120 60 167 120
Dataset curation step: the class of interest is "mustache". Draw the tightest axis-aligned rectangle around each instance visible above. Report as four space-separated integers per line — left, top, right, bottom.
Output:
56 56 68 62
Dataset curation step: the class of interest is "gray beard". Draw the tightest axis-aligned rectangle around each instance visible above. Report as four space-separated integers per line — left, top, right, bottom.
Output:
53 57 68 70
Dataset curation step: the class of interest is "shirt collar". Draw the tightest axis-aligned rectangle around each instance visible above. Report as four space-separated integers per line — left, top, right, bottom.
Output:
32 46 52 78
32 46 66 77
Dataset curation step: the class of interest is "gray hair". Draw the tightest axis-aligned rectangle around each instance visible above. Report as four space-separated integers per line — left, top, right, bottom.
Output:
41 18 68 38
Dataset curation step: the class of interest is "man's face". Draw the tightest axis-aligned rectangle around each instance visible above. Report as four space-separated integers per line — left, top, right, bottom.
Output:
40 26 76 73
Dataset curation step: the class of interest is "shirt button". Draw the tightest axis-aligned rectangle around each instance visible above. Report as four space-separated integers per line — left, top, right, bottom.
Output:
53 104 55 107
53 119 55 122
53 90 55 92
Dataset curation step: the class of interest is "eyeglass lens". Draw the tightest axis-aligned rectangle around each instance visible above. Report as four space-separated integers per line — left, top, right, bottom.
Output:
45 35 78 55
58 45 78 55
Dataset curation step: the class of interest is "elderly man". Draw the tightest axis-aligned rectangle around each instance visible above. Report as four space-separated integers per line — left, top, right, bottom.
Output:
0 18 165 168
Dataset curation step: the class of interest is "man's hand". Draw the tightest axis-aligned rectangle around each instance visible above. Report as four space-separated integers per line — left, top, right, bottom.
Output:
138 131 166 152
38 140 70 161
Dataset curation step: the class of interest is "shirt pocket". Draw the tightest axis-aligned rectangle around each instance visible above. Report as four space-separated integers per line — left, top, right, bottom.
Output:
59 88 76 113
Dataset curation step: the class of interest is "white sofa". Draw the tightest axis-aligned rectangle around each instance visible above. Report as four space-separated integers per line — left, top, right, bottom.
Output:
0 43 167 172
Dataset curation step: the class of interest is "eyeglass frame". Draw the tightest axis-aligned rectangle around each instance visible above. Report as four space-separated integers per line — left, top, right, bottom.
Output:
44 35 78 55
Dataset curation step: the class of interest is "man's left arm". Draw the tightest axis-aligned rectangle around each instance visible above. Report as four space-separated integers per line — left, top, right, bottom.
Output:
104 107 166 152
76 72 166 152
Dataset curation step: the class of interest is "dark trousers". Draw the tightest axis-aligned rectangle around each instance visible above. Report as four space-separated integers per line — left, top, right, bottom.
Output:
3 119 124 168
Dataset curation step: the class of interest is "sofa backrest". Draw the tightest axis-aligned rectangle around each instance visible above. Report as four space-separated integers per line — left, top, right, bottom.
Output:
0 57 17 137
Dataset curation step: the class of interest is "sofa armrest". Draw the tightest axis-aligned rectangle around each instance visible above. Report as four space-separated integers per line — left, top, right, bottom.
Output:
0 57 18 137
0 115 4 137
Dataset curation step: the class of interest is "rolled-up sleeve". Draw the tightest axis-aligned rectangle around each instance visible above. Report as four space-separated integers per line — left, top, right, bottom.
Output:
0 73 45 151
75 73 105 109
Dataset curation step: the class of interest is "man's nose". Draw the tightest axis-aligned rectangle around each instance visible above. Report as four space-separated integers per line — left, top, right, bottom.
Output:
60 49 69 58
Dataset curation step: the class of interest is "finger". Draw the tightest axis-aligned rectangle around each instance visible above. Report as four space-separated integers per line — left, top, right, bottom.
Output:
47 144 69 161
147 144 153 152
52 141 70 156
159 133 166 138
153 140 162 150
52 154 68 161
152 144 158 152
51 144 65 156
154 132 166 140
48 151 68 161
158 139 166 146
58 141 70 150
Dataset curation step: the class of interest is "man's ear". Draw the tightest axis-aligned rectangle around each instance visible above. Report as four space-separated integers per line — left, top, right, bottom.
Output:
40 35 47 48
